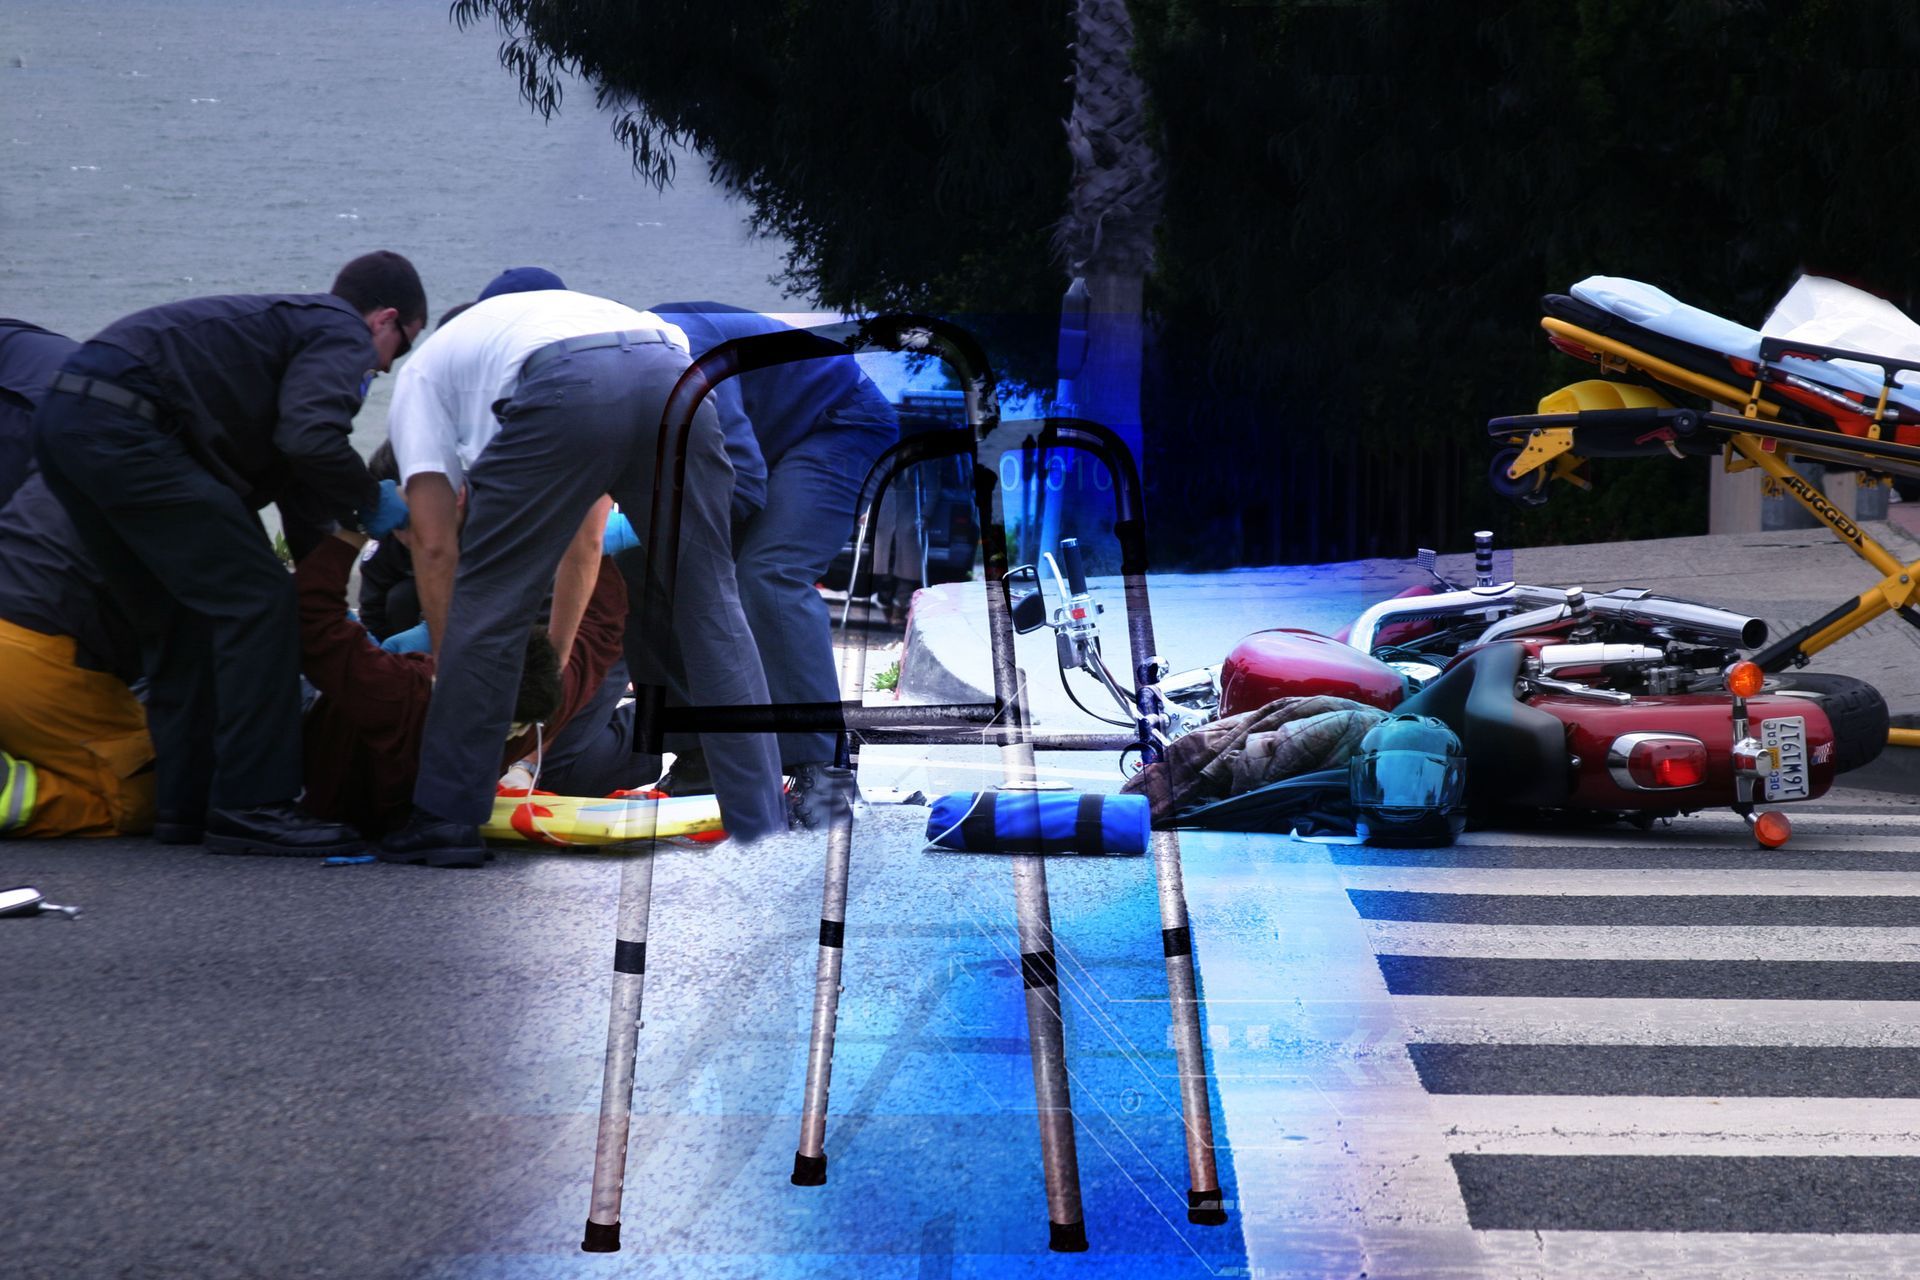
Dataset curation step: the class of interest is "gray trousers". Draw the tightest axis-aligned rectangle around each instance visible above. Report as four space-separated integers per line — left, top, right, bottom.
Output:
412 339 785 841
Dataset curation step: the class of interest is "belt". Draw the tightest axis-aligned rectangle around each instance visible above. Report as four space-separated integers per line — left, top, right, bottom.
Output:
49 372 161 424
520 330 674 381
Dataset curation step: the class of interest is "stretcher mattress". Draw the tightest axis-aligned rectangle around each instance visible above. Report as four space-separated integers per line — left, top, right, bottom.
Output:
1569 275 1920 414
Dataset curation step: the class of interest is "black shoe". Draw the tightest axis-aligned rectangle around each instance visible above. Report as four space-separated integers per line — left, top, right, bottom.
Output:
378 806 489 869
786 764 855 831
657 751 712 797
152 811 205 845
204 802 365 858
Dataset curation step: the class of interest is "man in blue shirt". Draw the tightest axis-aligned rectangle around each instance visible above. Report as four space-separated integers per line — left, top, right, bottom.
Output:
650 303 898 824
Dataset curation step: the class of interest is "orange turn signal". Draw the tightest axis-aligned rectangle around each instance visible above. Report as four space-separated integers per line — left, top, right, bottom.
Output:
1725 661 1765 699
1753 810 1792 848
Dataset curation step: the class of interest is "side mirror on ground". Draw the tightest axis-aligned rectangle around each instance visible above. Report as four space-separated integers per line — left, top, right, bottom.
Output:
0 886 45 917
1005 564 1048 634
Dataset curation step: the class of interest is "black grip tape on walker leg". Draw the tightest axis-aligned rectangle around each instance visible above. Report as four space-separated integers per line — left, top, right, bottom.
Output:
614 940 647 975
818 918 844 949
1162 926 1193 959
791 1151 828 1186
1021 949 1058 990
581 1219 620 1252
1049 1219 1090 1252
1188 1188 1229 1225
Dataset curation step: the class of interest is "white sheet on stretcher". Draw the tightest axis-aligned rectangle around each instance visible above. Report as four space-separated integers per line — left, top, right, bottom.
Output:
1570 274 1920 412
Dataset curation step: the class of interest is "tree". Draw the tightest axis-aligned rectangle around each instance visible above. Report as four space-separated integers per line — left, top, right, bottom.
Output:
451 0 1077 384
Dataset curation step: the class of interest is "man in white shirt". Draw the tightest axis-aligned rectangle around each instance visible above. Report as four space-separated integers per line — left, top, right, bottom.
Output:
380 274 786 864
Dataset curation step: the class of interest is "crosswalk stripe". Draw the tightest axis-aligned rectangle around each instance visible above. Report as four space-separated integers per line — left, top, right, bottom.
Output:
1392 996 1920 1046
1474 1231 1915 1280
1408 1043 1920 1097
1351 889 1920 925
1451 1154 1920 1232
1334 845 1920 871
1341 866 1920 895
1366 921 1920 960
1378 954 1920 1000
1434 1097 1920 1154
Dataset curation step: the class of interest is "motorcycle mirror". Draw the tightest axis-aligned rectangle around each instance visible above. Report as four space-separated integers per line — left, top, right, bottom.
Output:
1005 564 1048 634
0 886 45 917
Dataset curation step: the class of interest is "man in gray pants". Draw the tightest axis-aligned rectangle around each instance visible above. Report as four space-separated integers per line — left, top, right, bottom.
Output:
381 280 785 865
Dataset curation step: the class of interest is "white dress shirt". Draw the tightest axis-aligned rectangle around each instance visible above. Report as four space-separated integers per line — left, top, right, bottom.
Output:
387 289 688 490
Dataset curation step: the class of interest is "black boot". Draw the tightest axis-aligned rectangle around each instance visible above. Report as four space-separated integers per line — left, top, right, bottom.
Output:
657 750 712 797
204 802 364 857
377 806 490 869
786 764 856 831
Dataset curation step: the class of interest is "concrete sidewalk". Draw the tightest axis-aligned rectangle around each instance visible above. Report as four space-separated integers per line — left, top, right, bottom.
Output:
895 520 1920 736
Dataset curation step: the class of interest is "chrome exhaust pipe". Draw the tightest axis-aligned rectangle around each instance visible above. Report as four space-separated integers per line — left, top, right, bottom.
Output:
1484 590 1765 650
1350 584 1767 656
1347 585 1525 656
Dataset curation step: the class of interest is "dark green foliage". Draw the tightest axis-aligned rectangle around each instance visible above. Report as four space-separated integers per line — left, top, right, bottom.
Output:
1133 0 1920 562
452 0 1920 566
450 0 1075 383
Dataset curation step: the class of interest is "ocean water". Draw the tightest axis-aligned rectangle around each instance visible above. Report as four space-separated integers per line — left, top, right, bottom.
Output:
0 0 807 456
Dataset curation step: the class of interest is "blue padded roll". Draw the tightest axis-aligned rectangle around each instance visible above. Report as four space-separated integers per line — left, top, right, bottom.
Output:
926 791 1150 856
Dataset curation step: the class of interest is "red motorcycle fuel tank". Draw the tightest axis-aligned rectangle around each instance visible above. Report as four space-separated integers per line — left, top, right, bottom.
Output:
1529 692 1839 809
1219 628 1406 717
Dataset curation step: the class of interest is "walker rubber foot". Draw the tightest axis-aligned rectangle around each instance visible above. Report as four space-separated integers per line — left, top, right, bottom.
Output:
580 1219 620 1253
1049 1220 1089 1252
1188 1188 1229 1225
791 1151 827 1186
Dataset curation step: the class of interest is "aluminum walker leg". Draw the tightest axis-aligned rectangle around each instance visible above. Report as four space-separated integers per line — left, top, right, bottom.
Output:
581 846 658 1253
1152 828 1226 1224
792 767 857 1185
1010 847 1088 1251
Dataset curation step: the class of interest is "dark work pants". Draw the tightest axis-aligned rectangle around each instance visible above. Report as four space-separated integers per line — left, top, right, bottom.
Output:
413 339 785 840
33 382 303 814
732 390 895 768
537 658 650 797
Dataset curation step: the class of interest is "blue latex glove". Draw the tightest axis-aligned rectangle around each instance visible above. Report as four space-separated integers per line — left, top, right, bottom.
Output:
380 620 431 654
358 478 410 539
602 510 640 556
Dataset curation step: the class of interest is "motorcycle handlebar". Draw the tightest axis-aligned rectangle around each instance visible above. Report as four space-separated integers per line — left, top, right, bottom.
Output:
1059 538 1089 597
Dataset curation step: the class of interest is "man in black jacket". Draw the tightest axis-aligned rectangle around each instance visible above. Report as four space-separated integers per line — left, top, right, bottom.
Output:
32 251 426 856
0 320 80 508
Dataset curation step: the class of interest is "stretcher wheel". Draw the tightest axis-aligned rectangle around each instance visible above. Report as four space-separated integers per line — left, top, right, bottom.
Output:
1488 447 1548 506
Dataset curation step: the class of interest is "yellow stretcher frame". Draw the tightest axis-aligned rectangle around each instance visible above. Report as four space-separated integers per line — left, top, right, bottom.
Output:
1504 317 1920 749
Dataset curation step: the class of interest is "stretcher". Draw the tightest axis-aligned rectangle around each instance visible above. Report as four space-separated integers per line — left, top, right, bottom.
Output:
1490 274 1920 747
483 791 725 847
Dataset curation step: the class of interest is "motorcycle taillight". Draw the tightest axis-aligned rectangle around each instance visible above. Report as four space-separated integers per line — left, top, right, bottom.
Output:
1627 738 1708 789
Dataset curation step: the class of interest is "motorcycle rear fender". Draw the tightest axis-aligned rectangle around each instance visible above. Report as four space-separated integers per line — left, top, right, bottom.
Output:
1533 692 1838 808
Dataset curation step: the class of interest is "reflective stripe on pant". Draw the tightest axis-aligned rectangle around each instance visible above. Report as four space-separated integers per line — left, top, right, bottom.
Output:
0 617 155 837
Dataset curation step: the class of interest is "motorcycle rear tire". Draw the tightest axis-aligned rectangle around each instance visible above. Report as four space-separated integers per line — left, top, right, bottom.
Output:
1764 671 1889 775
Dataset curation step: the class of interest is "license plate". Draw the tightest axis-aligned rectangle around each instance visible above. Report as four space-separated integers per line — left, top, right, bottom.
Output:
1761 716 1810 802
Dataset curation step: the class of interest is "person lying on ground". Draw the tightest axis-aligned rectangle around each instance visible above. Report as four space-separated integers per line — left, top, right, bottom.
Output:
294 524 628 839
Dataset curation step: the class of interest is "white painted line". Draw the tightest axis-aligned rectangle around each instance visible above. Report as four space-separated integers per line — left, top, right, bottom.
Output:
1434 1095 1920 1157
1392 996 1920 1047
1339 866 1920 895
1475 1231 1920 1280
1365 922 1920 961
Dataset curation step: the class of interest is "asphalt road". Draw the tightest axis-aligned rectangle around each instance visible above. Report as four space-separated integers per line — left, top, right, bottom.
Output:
14 774 1920 1278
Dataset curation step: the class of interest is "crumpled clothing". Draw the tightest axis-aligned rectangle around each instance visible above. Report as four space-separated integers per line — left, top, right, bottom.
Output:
1122 695 1388 824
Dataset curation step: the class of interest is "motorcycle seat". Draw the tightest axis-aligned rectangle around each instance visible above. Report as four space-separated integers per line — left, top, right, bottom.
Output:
1397 642 1571 811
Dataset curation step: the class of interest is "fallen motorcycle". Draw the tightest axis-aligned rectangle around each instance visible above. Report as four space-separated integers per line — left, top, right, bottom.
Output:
1009 535 1888 847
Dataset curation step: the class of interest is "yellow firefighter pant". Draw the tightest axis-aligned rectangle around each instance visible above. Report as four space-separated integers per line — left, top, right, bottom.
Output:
0 616 154 837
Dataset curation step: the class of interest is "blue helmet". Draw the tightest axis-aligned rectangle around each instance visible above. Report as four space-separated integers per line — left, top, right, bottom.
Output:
1348 714 1467 847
